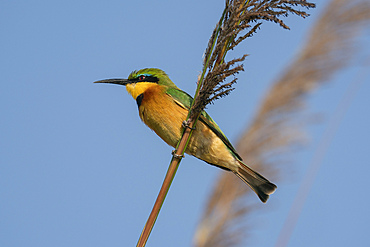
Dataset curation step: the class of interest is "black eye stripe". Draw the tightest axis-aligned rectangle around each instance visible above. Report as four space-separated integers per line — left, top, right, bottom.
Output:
130 75 159 83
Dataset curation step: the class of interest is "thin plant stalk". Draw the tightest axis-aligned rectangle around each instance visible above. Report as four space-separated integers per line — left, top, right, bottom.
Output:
135 7 229 247
136 0 316 246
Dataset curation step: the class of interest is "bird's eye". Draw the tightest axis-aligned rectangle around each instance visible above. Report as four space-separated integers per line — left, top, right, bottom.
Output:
138 75 146 81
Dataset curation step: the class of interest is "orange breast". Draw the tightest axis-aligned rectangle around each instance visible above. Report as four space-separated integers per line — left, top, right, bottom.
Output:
129 83 236 170
138 85 187 147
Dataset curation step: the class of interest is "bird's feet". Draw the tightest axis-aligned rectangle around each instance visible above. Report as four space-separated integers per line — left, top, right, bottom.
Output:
171 150 185 159
182 120 196 130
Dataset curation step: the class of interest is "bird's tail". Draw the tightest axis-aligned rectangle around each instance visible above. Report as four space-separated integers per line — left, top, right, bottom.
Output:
234 160 277 203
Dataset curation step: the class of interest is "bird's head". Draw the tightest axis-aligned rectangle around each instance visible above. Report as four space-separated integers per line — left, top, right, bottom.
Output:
94 68 178 88
94 68 179 99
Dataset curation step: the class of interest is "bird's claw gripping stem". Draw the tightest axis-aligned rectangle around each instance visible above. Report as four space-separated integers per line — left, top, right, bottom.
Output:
182 120 196 130
172 150 185 159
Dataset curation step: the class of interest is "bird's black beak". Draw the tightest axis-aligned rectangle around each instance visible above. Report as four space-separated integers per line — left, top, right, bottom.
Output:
93 78 130 86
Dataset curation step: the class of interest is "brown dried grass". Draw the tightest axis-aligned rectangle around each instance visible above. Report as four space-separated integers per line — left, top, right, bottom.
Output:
193 0 370 246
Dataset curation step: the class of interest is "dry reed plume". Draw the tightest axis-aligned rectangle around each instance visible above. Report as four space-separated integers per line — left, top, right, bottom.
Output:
137 1 316 245
191 0 315 121
193 0 370 246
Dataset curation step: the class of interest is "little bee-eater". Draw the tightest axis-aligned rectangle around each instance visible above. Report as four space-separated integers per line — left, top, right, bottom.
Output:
95 68 276 202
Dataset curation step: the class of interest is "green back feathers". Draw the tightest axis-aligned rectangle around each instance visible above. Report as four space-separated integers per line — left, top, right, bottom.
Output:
166 87 194 109
166 87 242 161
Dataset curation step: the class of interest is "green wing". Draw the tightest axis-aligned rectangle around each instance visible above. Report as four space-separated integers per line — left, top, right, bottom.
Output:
166 87 242 161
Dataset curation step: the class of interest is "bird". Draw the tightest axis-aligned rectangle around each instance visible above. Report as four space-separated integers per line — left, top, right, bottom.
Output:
95 68 276 202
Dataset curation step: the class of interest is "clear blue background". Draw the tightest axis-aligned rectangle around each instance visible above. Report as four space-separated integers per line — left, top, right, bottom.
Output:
1 1 369 246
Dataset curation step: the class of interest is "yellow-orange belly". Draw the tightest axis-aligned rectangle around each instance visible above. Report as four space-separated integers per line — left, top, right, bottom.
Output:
127 83 236 170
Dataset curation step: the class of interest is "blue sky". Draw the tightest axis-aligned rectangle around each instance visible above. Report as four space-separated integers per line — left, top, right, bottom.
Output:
1 1 369 247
